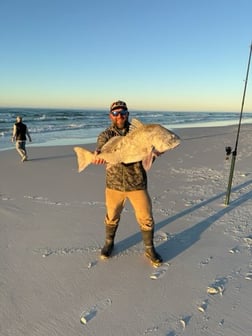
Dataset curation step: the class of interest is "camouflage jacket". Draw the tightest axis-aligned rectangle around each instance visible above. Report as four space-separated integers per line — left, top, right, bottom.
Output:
96 122 147 192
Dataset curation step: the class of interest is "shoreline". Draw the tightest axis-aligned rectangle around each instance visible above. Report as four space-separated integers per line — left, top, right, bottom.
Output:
1 122 251 152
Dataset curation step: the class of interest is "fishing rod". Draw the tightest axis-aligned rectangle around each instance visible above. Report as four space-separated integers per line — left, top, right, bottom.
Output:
224 43 252 205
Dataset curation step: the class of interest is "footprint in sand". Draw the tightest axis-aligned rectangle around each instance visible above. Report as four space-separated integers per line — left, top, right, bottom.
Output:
87 260 98 269
245 272 252 280
243 235 252 245
197 299 209 313
34 245 101 257
154 230 170 243
80 298 112 325
244 263 252 280
199 256 213 267
143 315 191 335
229 246 240 254
207 276 228 296
1 196 14 201
150 263 170 280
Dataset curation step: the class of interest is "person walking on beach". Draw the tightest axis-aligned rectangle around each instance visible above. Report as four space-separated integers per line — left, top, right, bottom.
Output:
12 116 32 162
93 100 163 266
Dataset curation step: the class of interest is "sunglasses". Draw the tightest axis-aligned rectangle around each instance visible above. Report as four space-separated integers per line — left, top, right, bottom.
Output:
110 110 128 117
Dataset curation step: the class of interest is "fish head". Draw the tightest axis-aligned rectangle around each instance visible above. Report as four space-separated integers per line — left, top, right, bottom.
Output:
149 125 180 153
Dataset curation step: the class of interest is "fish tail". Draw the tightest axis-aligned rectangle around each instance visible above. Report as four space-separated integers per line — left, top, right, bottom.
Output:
73 147 94 172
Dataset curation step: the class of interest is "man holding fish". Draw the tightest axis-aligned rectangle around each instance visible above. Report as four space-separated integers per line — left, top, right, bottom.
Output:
74 100 180 266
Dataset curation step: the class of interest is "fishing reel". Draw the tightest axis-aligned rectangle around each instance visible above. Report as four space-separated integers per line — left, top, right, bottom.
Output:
225 146 232 160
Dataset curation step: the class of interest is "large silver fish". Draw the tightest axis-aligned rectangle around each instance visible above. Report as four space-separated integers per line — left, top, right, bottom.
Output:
74 118 180 172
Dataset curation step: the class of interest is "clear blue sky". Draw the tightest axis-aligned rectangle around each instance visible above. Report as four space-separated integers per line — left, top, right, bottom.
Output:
0 0 252 112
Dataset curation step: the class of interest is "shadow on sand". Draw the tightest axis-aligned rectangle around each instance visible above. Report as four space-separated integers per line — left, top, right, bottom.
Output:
116 179 252 262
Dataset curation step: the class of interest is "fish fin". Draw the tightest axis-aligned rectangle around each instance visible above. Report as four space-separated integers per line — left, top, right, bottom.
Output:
73 147 94 172
142 151 156 171
129 118 144 132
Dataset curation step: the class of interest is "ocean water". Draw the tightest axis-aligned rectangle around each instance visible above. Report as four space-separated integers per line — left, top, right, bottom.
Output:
1 107 252 151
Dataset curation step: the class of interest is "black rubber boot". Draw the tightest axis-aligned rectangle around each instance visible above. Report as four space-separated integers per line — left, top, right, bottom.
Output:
141 229 163 267
100 225 118 259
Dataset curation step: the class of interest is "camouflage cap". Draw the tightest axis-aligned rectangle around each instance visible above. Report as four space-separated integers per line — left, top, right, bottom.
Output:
110 100 128 112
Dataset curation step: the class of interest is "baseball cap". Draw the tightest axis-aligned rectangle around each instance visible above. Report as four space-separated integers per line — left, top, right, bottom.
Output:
110 100 128 112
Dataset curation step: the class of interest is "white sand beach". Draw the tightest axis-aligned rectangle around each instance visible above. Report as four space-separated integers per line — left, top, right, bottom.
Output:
1 125 252 336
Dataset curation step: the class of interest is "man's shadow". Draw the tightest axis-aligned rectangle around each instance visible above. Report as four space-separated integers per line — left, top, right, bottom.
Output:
115 179 252 262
